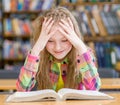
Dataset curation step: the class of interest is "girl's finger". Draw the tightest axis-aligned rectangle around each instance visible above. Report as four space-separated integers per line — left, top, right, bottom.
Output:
59 28 67 36
45 17 53 26
42 17 53 33
60 19 69 27
67 17 74 30
43 17 47 25
46 20 54 33
58 28 70 40
59 22 70 33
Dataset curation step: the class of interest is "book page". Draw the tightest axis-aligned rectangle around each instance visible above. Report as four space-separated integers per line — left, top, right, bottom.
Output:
6 89 59 102
58 88 114 100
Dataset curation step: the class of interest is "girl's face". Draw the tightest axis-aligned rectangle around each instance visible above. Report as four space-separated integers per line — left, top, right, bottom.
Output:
46 24 72 61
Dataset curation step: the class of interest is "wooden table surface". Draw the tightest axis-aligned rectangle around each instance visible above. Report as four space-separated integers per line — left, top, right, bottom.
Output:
101 78 120 89
0 93 120 105
0 79 16 90
1 78 120 90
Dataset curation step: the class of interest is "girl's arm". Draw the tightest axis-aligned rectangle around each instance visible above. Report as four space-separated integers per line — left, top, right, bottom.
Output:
77 50 101 90
16 18 56 91
59 18 101 90
16 53 39 91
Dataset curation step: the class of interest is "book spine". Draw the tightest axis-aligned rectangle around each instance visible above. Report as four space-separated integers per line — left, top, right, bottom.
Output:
3 0 10 11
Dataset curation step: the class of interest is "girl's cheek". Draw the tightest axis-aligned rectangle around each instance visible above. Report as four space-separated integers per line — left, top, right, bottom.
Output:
63 42 72 47
46 43 54 49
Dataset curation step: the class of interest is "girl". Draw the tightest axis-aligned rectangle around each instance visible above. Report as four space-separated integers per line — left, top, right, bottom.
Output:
16 6 101 91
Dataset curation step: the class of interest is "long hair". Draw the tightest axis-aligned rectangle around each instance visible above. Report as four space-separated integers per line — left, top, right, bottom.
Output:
31 6 84 90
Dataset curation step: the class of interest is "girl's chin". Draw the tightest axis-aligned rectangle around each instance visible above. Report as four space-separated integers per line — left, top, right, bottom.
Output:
53 56 66 62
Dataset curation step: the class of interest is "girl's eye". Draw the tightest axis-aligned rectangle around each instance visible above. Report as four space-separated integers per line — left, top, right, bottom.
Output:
48 40 54 42
62 39 68 42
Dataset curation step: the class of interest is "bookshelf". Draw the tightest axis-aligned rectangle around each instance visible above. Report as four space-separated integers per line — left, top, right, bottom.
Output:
0 0 120 75
60 1 120 6
59 0 120 71
0 0 55 71
84 35 120 42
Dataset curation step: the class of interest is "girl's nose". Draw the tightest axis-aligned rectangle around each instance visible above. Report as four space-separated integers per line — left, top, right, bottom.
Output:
55 42 61 51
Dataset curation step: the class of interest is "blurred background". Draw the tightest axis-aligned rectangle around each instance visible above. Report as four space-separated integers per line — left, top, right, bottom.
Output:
0 0 120 79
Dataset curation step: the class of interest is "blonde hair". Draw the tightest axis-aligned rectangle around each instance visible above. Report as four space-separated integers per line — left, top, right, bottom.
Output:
31 6 83 90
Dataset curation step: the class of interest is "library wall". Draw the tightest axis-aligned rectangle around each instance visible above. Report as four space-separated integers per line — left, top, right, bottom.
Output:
0 0 120 78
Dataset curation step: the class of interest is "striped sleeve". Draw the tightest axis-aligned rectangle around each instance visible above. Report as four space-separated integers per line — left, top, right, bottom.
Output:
77 50 101 90
16 53 40 91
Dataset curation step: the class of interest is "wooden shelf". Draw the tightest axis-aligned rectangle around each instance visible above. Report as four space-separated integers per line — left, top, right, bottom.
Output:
3 58 25 62
4 34 30 39
3 10 42 14
84 35 120 42
60 2 120 6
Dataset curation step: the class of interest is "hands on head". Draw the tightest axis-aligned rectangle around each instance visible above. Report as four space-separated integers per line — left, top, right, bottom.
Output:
31 7 87 57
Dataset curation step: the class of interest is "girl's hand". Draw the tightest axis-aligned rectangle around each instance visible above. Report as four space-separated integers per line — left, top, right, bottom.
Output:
58 18 87 54
31 17 56 56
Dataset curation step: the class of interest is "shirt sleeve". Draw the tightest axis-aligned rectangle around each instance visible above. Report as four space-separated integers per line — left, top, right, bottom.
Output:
16 53 40 91
77 50 101 90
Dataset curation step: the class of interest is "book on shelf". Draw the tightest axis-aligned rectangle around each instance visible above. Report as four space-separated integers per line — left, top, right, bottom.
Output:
81 11 92 36
89 11 99 35
92 9 108 36
100 11 113 35
6 88 114 102
3 0 54 11
85 10 96 36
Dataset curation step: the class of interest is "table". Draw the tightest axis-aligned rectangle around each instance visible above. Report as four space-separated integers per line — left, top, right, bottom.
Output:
1 78 120 91
0 79 16 90
0 93 120 105
101 78 120 89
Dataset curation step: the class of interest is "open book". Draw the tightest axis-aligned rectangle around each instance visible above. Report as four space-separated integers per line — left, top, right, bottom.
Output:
6 88 114 102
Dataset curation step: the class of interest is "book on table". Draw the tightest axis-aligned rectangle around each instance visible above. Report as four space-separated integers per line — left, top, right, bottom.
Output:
6 88 114 102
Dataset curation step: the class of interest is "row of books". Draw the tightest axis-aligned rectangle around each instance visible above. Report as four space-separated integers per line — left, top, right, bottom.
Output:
73 4 120 36
60 0 119 3
91 42 120 68
3 0 118 13
2 4 120 37
2 39 120 69
3 39 31 59
3 17 32 35
3 0 54 12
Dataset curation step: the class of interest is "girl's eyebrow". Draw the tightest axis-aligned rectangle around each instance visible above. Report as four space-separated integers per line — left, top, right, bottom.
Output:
62 37 67 39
